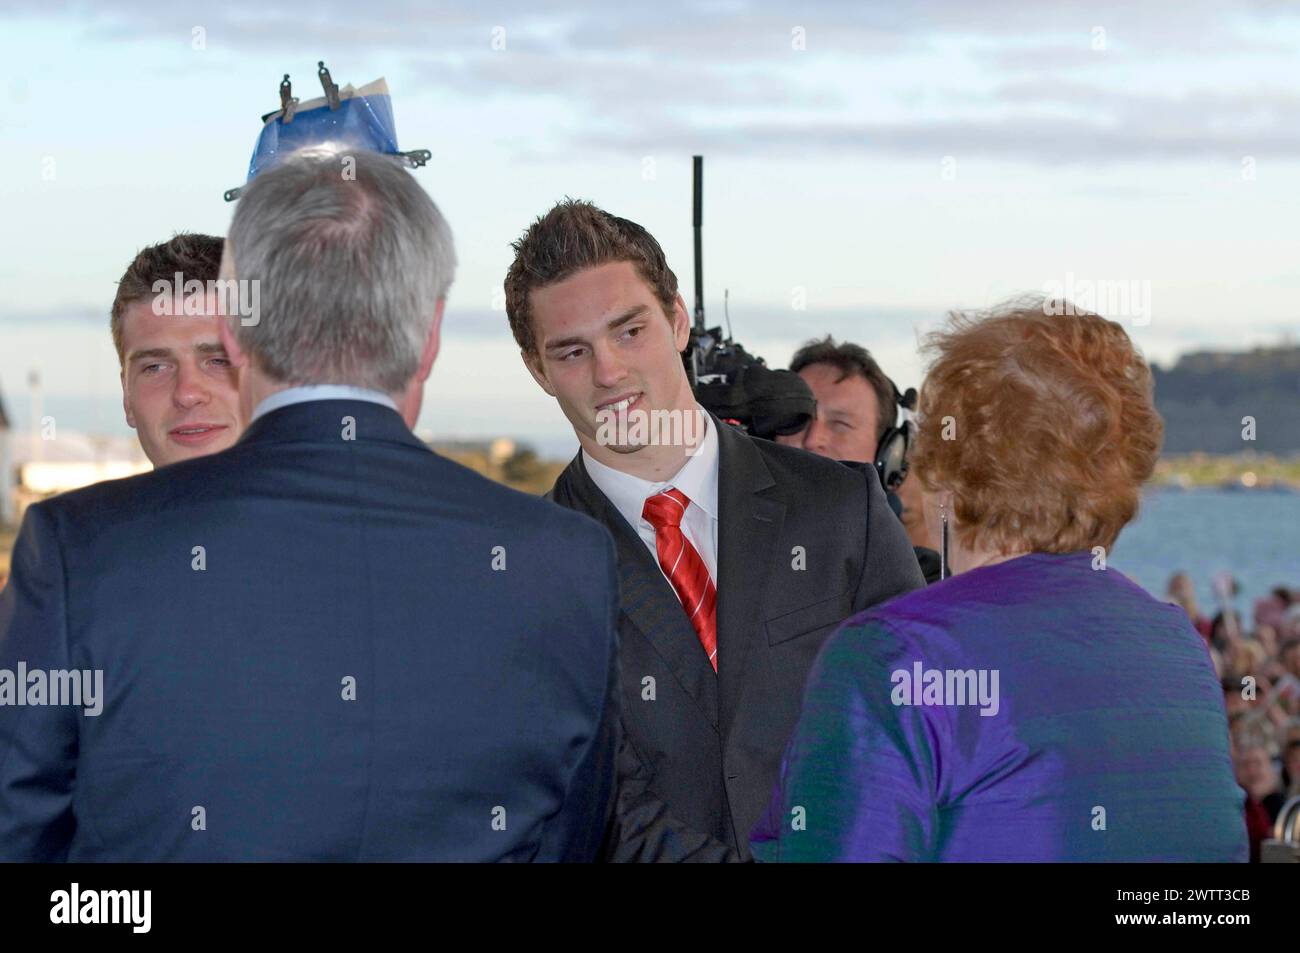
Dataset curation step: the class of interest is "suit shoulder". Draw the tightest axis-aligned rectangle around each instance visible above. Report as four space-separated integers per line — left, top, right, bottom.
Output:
746 434 869 495
430 456 614 560
432 454 603 531
480 474 611 546
30 464 190 531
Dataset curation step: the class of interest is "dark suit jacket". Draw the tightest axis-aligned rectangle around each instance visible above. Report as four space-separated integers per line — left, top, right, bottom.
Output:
549 413 925 861
0 399 620 861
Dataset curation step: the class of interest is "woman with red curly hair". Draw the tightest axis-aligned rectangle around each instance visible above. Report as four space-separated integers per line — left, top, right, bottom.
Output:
752 298 1247 862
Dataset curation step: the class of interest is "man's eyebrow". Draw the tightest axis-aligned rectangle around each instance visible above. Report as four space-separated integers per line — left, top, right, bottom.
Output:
127 347 174 362
544 305 649 353
128 342 225 362
826 409 859 421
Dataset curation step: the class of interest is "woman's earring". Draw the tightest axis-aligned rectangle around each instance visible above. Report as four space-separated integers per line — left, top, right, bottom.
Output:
939 501 949 580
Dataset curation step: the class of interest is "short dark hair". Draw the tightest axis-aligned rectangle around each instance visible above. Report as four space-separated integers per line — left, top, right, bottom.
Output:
110 233 224 364
789 336 896 441
504 198 679 358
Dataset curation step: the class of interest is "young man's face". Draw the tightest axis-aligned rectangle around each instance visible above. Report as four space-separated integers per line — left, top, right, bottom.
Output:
775 361 881 463
524 260 694 457
119 294 243 467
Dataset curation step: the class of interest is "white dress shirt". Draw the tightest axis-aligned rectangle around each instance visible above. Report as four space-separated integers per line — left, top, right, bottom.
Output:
582 410 720 588
251 384 399 423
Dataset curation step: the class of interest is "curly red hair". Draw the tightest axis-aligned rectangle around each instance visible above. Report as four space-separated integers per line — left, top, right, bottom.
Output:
910 297 1163 554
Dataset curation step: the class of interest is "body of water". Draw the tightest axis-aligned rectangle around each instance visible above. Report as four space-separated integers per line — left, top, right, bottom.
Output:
1112 487 1300 621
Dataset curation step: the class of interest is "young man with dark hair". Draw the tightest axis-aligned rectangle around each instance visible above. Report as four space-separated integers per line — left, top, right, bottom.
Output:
505 199 925 861
110 233 243 466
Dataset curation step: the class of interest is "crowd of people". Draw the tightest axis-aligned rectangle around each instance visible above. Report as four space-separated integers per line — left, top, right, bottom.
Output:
1166 572 1300 860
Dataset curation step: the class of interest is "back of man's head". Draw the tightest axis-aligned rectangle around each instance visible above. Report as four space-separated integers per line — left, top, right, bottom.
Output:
226 149 456 394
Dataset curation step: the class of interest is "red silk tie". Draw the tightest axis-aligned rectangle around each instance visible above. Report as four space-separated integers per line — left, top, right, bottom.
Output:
642 488 718 672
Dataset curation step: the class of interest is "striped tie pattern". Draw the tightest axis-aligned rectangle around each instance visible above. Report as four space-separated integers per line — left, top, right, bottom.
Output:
642 488 718 672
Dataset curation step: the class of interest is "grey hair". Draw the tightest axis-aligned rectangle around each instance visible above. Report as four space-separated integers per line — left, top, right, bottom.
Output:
226 149 456 393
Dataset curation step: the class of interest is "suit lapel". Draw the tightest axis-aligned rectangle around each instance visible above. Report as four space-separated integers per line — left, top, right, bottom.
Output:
712 416 785 740
554 455 720 729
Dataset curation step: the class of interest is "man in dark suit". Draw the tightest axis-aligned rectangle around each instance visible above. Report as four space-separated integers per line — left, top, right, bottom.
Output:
0 151 620 862
504 200 925 861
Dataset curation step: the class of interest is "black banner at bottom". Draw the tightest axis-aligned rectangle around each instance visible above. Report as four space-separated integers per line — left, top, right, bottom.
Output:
0 861 1290 940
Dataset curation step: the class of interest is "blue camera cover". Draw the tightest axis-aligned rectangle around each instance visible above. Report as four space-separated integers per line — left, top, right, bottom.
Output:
245 78 400 182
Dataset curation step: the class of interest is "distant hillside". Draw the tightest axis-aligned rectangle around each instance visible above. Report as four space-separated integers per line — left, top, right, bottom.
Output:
1152 344 1300 454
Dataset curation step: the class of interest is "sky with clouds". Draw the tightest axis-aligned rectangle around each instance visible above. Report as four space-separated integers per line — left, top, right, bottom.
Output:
2 0 1299 456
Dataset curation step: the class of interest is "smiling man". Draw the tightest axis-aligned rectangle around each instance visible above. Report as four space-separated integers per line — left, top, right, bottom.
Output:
110 234 243 466
505 199 925 861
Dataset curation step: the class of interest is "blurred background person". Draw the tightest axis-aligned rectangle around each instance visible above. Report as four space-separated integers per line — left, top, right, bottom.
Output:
1282 722 1300 800
753 297 1246 862
111 233 243 466
1211 608 1245 653
1166 570 1213 640
1277 638 1300 714
1234 740 1284 862
776 336 938 580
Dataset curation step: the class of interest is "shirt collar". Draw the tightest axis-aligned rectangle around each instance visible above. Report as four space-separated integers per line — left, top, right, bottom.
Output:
251 385 399 423
582 408 719 524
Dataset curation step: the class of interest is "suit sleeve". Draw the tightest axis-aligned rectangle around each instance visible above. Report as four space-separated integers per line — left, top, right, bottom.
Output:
535 529 622 862
600 731 744 862
0 503 79 861
854 467 926 612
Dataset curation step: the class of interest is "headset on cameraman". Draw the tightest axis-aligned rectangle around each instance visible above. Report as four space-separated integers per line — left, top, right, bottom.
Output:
874 380 918 494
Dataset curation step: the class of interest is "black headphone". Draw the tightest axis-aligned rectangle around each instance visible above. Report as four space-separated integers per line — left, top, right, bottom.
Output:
874 381 917 493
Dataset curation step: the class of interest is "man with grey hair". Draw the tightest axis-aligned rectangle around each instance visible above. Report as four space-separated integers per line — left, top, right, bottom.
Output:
0 149 621 862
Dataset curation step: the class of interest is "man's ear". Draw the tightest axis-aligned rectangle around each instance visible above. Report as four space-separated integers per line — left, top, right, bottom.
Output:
416 298 446 383
671 293 691 352
523 350 556 398
218 316 248 370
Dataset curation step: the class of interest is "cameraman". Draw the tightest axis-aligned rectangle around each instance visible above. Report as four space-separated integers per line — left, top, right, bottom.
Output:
776 335 941 582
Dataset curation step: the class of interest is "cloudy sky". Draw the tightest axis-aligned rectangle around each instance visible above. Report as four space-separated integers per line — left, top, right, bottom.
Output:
3 1 1299 456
